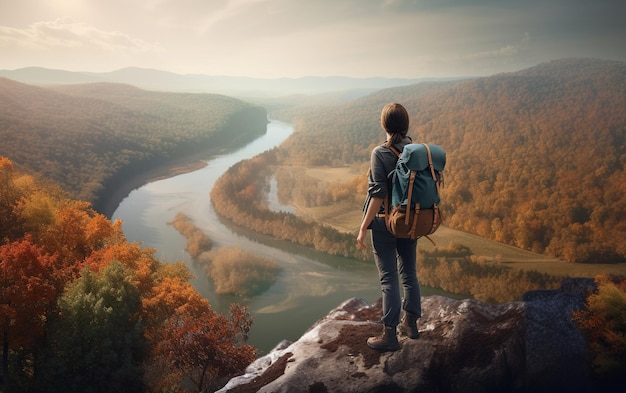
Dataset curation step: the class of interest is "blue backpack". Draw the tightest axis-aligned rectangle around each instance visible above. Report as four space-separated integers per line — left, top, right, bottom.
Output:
385 143 446 243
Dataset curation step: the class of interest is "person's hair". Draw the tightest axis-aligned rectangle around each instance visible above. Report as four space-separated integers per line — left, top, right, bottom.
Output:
380 103 409 146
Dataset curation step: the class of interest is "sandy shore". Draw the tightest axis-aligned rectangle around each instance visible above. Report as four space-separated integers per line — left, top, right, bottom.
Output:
98 147 220 219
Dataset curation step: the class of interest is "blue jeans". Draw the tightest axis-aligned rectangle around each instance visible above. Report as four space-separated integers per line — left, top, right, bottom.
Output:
370 216 422 327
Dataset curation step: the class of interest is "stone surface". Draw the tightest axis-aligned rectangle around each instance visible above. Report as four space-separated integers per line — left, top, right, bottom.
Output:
217 278 596 393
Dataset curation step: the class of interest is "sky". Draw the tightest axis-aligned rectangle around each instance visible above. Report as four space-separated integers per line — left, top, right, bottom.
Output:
1 0 625 79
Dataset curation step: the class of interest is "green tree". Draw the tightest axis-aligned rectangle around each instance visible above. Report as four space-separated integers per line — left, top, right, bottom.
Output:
37 261 146 393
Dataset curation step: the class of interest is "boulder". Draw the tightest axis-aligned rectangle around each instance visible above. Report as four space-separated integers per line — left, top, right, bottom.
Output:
218 278 595 393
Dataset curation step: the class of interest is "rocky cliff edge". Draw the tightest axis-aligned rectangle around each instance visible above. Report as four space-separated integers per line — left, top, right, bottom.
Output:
218 278 597 393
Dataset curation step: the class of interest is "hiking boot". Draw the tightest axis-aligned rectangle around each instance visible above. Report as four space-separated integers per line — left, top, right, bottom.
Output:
367 325 401 351
398 312 420 339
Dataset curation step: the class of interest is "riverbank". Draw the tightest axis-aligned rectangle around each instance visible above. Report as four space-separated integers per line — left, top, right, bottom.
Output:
98 147 221 219
99 117 272 219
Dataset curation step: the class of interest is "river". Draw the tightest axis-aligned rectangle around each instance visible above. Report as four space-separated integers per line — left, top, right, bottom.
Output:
112 119 446 355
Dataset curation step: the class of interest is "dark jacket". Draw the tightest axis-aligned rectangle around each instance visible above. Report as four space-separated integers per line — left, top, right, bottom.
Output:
363 138 412 214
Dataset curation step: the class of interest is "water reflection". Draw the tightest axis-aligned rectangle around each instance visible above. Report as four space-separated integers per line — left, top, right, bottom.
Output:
267 175 295 214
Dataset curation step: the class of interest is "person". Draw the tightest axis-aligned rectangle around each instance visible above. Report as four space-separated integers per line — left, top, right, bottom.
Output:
357 102 421 351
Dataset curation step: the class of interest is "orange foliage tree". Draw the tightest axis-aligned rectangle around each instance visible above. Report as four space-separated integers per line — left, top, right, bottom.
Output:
573 274 626 383
142 275 255 392
0 158 26 241
0 157 256 392
0 238 57 390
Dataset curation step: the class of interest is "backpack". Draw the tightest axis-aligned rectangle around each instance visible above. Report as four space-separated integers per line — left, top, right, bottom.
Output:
385 143 446 243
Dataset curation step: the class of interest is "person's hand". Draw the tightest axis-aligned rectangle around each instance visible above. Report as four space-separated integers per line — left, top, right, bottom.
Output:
356 227 368 249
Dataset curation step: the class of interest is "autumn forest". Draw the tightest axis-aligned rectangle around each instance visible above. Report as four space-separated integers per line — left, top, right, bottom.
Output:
0 158 255 392
265 58 625 264
0 77 277 392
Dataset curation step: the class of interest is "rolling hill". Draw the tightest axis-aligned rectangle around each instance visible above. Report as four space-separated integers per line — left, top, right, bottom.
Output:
273 58 626 263
0 78 267 208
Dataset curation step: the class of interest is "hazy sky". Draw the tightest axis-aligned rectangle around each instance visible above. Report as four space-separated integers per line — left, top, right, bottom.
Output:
1 0 625 78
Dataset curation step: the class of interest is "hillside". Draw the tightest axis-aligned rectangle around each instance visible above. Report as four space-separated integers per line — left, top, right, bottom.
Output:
0 78 267 209
271 58 626 263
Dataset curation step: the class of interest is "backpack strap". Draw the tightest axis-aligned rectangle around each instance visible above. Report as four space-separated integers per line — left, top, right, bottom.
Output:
367 144 401 179
405 171 416 226
405 144 434 229
422 143 443 242
388 145 401 158
422 143 442 194
383 145 402 232
423 235 437 246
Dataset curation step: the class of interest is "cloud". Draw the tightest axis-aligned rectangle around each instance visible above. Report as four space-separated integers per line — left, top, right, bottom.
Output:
0 0 624 77
0 17 163 53
381 0 504 12
197 0 270 35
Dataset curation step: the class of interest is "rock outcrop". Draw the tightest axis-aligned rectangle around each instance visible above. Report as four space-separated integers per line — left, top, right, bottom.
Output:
218 278 596 393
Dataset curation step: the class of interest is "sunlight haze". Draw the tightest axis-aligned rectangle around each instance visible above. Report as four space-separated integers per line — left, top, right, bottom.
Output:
1 0 625 78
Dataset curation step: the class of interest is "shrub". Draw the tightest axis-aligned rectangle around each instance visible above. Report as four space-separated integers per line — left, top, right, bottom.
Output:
573 274 626 382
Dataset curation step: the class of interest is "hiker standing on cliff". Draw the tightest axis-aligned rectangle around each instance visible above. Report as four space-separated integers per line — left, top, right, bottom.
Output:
357 102 421 351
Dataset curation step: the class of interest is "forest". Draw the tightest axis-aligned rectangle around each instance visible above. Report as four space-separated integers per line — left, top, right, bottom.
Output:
263 58 625 264
0 78 267 211
0 158 255 393
210 150 369 260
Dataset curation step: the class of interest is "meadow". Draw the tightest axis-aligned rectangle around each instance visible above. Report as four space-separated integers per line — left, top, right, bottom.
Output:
292 166 626 279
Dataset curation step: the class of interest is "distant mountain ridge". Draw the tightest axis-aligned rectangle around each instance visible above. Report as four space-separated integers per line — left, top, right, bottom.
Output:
0 66 454 97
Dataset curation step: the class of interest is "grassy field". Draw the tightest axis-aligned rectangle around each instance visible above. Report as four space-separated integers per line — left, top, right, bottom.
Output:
293 166 626 279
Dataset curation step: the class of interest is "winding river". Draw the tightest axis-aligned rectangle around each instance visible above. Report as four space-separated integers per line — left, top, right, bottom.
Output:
112 120 444 355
